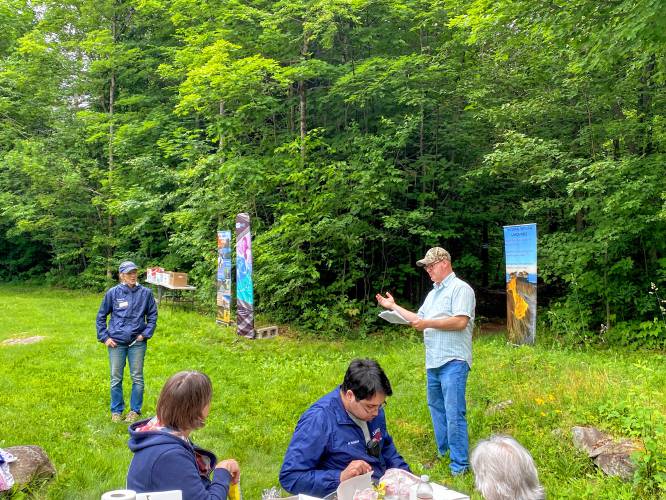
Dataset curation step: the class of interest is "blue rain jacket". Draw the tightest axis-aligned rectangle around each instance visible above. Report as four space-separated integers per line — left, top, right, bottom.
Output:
127 419 231 499
279 387 410 498
96 283 157 344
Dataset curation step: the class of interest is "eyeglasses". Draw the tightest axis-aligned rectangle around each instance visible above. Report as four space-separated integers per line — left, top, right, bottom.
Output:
425 259 450 271
356 399 387 414
424 261 441 271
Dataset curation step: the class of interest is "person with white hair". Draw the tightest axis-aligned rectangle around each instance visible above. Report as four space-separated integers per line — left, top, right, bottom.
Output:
470 435 545 500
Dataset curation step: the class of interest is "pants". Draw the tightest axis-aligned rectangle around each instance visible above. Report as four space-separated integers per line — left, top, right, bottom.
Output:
108 340 147 414
426 359 470 473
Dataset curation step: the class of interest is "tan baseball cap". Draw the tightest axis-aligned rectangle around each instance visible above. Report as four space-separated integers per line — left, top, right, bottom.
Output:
416 247 451 267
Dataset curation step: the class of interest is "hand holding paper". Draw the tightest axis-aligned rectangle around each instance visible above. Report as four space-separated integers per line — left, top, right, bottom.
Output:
336 471 373 500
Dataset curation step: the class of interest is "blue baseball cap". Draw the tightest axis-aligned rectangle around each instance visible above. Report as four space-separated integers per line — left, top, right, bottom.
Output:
119 261 139 274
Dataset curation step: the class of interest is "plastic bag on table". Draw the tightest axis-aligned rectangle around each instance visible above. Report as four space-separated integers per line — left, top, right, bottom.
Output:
352 488 378 500
379 468 419 499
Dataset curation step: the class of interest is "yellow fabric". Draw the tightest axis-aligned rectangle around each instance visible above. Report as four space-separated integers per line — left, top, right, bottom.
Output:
228 482 241 500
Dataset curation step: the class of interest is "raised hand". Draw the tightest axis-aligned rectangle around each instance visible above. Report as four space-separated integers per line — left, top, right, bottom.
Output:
375 292 395 309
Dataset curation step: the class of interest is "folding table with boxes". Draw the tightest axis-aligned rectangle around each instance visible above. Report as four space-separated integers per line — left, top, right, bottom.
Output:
145 267 196 308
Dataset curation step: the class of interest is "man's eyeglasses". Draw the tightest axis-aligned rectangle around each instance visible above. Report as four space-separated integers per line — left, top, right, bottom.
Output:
424 260 442 271
356 399 387 414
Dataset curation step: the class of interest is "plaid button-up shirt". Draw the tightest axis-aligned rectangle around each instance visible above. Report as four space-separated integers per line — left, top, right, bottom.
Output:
417 272 476 369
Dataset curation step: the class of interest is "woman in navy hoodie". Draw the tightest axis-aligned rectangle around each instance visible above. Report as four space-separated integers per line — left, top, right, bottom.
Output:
127 371 240 499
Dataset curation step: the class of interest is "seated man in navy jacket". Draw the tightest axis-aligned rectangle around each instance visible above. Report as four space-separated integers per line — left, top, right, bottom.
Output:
279 358 411 498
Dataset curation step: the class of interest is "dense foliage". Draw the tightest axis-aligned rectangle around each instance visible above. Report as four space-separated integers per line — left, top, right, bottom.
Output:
1 0 665 342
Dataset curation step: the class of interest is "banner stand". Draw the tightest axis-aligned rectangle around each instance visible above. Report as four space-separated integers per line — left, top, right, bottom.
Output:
235 213 255 338
216 230 233 325
503 223 537 345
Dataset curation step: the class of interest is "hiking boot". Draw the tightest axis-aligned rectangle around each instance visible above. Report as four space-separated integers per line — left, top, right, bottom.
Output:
124 410 140 423
111 413 123 423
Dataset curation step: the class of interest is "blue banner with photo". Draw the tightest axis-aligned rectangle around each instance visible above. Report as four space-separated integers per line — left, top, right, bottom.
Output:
216 230 232 325
503 223 537 345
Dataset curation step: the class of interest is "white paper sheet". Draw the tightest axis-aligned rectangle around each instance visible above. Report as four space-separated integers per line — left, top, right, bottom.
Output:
378 310 409 325
336 471 373 500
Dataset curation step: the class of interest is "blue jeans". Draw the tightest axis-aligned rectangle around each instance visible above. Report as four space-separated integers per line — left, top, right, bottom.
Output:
108 341 146 414
426 360 470 473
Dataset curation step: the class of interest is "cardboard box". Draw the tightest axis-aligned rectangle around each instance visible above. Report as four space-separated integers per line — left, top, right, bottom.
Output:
167 272 188 287
146 267 164 283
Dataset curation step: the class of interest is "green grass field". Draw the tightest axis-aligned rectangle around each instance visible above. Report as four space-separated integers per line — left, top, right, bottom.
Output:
1 284 664 499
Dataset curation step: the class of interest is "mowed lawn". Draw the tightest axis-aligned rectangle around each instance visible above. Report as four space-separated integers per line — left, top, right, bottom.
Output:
1 284 664 499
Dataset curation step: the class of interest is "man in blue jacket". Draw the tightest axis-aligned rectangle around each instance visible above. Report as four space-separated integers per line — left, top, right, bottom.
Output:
279 359 410 498
96 261 158 423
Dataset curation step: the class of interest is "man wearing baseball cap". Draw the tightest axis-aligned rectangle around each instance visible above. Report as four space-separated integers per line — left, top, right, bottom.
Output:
96 261 158 423
376 247 476 475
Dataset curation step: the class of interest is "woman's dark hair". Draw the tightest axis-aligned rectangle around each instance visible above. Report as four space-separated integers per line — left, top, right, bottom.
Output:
341 358 392 401
156 371 212 432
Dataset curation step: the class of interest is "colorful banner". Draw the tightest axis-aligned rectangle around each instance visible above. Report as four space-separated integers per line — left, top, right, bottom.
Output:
216 230 232 325
235 213 255 338
503 223 537 345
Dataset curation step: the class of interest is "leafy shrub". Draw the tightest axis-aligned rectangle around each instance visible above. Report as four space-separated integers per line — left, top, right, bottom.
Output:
546 299 595 345
605 320 666 350
597 398 666 497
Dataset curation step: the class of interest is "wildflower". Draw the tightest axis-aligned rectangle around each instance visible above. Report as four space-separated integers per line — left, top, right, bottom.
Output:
535 397 544 406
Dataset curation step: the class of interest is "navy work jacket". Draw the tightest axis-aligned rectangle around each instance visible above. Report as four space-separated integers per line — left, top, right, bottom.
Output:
96 283 157 344
279 387 410 498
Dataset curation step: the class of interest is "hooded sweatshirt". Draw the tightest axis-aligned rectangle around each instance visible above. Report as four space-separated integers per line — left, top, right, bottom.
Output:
127 417 231 499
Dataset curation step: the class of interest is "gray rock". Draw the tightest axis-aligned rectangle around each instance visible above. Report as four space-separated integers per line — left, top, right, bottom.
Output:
485 399 513 415
594 449 637 481
572 425 607 455
551 428 565 438
5 445 55 487
571 426 642 481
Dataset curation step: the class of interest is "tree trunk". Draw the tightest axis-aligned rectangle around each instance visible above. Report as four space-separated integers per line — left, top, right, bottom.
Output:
481 222 489 287
299 79 306 165
638 54 656 155
106 10 119 283
299 34 309 165
288 85 294 134
219 100 225 152
106 67 115 282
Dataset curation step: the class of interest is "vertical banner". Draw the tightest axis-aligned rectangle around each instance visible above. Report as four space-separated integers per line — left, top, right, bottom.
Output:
216 230 232 325
235 213 255 338
503 223 537 345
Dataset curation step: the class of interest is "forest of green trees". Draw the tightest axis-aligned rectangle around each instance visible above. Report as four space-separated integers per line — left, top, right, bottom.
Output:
1 0 665 344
